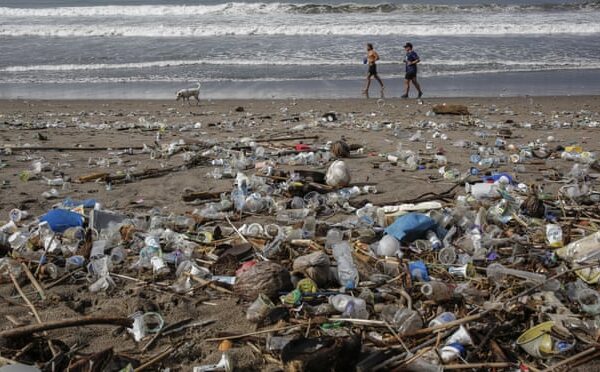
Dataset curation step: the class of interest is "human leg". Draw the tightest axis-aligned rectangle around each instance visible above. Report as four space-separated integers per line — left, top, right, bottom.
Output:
412 77 423 98
401 79 410 98
363 74 372 96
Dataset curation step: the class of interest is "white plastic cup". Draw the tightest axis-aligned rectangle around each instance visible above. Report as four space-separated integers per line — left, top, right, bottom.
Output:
9 209 28 223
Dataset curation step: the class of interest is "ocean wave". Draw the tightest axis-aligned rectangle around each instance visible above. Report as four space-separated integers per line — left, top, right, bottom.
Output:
4 59 600 72
0 59 360 72
0 2 599 18
2 64 600 84
2 22 599 37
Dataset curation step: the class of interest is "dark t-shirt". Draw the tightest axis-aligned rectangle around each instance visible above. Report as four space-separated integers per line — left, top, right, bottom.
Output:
405 50 419 74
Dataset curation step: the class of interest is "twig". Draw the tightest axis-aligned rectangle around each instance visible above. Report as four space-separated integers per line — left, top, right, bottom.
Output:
134 344 176 372
9 272 58 356
444 362 516 369
403 313 484 337
255 135 319 143
45 268 83 290
5 146 144 152
21 263 46 300
503 261 600 308
204 325 301 342
540 347 599 372
186 274 233 294
0 315 133 339
384 321 410 354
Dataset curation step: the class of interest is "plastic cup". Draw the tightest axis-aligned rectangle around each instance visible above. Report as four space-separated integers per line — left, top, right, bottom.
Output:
517 321 555 359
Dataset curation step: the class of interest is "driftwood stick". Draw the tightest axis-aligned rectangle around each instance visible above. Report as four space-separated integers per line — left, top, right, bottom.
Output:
9 272 58 356
403 313 485 337
444 362 516 369
255 135 319 143
134 345 176 372
204 325 301 342
186 274 233 294
5 146 144 152
0 315 133 339
540 347 599 372
21 263 46 300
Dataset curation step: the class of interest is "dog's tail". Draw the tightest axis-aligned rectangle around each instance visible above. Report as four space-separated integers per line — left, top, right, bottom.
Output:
196 82 201 89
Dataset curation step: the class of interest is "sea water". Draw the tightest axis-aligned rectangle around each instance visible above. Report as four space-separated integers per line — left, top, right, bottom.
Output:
1 0 599 98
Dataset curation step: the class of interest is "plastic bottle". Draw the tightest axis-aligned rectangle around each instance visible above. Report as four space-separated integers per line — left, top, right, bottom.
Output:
426 230 442 250
0 258 23 280
385 307 423 335
302 216 316 239
486 263 547 285
65 255 85 271
428 312 457 328
332 241 359 289
465 182 500 199
556 231 600 263
276 208 310 225
329 294 368 319
338 186 361 200
546 224 563 248
356 203 378 226
440 343 465 363
325 229 343 249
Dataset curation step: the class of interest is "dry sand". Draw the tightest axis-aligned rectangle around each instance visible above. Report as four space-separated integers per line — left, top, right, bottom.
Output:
0 96 599 370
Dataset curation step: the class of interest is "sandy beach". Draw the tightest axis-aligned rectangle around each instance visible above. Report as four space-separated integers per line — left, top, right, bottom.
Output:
1 95 599 370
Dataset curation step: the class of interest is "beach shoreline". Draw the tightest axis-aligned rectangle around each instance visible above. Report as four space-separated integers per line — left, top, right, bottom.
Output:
2 69 600 100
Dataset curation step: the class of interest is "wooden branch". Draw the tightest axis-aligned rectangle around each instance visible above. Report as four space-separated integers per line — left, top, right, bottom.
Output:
540 347 599 372
204 324 301 342
255 135 319 143
21 263 46 300
0 316 133 339
134 345 176 372
444 362 516 370
5 146 144 152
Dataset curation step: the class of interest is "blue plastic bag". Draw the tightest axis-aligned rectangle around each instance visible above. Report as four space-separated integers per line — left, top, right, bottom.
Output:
39 209 84 233
385 212 436 243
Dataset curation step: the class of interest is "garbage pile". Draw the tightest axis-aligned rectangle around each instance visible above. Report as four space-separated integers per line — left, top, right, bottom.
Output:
1 104 600 371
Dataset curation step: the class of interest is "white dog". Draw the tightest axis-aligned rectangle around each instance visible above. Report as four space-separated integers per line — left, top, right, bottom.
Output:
176 82 201 105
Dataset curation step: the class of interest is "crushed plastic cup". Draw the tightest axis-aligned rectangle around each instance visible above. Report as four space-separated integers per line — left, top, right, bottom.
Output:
9 209 28 223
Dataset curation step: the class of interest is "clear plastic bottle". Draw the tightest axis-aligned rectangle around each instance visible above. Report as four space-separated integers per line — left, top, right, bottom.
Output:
326 229 343 249
556 231 600 263
302 216 316 239
426 230 442 250
332 241 359 289
329 294 368 319
383 307 423 335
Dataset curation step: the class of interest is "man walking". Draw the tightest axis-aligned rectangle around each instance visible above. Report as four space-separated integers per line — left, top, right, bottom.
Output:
363 43 384 98
402 42 423 98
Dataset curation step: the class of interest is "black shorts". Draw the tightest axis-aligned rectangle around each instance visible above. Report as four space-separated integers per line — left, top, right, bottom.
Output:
405 71 417 80
368 64 378 76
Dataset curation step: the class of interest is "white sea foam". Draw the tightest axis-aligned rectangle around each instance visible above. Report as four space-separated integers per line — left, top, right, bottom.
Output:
1 21 599 37
3 59 600 74
1 2 598 17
